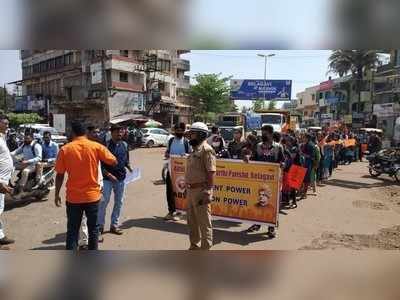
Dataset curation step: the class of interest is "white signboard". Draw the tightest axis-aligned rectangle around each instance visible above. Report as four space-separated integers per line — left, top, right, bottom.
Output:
373 103 400 118
27 99 45 111
53 114 66 134
90 62 102 84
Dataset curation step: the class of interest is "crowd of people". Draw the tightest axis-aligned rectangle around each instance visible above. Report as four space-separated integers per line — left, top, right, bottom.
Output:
163 123 384 245
0 113 385 250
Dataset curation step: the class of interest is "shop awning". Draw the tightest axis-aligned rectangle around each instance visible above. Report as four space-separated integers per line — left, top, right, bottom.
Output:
110 114 147 124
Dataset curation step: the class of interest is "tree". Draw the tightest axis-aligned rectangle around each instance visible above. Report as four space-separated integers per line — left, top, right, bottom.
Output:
267 100 277 110
328 50 382 112
252 99 264 112
7 113 42 127
186 73 232 122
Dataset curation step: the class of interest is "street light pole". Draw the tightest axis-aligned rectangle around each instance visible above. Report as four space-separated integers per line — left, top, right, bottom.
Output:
257 53 275 109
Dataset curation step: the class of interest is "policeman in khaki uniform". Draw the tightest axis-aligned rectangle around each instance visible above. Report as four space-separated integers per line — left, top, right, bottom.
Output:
185 122 217 250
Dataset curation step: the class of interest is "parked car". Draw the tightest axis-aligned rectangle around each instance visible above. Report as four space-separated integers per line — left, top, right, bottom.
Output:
141 128 173 148
19 124 68 146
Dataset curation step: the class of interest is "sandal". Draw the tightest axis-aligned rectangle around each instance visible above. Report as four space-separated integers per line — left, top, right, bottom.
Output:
246 225 261 233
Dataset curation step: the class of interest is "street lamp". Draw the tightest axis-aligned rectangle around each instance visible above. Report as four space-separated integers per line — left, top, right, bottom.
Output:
257 53 276 107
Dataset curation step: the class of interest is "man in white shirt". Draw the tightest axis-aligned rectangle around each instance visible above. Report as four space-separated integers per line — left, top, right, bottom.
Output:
0 115 15 249
11 132 42 192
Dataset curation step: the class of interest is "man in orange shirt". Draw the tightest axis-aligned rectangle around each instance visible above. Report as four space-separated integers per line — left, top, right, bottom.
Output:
55 122 117 250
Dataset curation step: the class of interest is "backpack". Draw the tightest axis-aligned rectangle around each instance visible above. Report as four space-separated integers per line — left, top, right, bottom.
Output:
167 137 190 154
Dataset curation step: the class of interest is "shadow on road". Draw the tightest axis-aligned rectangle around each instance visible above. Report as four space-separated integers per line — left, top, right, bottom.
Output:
40 233 66 245
31 245 65 250
324 178 394 190
121 217 273 246
4 197 41 211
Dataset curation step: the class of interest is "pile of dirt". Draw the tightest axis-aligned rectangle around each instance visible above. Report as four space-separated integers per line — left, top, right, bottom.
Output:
301 226 400 250
352 200 389 210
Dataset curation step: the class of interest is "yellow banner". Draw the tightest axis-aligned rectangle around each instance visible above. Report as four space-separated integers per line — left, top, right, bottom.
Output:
171 157 281 226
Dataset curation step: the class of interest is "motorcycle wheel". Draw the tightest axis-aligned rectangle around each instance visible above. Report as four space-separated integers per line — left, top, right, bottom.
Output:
369 167 381 178
395 169 400 183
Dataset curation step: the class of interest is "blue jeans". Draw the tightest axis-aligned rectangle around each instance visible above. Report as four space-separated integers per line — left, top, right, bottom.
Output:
66 201 99 250
97 180 126 228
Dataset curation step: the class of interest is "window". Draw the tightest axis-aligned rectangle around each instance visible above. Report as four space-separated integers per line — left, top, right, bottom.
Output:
119 72 128 83
55 56 64 68
159 81 166 91
319 92 323 99
120 50 129 57
64 53 73 65
312 94 315 101
157 59 171 72
299 98 303 105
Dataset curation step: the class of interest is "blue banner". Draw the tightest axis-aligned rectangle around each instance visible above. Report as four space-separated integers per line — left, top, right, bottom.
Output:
231 79 292 100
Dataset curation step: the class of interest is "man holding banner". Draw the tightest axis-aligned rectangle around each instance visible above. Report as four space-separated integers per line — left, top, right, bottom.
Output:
185 122 217 250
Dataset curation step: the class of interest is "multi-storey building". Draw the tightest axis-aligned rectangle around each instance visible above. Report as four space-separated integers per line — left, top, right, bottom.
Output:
296 85 320 127
373 50 400 141
17 50 192 130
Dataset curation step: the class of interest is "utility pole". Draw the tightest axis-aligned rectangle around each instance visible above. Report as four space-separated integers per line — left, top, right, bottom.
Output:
101 50 110 124
257 53 275 109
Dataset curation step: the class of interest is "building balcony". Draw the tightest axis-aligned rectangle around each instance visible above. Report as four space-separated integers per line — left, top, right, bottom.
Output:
176 75 190 89
174 58 190 71
111 81 144 92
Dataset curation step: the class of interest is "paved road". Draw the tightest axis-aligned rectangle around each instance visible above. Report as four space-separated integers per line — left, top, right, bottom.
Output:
3 147 400 250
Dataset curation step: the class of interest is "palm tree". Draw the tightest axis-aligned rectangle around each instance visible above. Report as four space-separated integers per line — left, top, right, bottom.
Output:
328 50 382 113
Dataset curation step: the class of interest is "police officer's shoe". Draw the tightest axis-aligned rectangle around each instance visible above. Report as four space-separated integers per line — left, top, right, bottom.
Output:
0 236 15 245
164 213 179 221
188 244 200 250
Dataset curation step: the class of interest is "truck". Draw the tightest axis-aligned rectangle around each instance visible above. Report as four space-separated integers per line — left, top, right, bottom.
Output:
216 110 299 142
216 113 246 142
255 109 299 133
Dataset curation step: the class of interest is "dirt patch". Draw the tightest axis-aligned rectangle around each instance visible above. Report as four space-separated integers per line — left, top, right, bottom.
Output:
301 226 400 250
383 186 400 208
352 200 389 210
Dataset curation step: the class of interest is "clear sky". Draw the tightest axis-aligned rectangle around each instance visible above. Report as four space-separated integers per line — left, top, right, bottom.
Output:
0 50 333 109
183 50 332 108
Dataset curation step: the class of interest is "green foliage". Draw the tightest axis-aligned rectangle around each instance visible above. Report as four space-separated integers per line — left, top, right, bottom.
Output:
186 73 232 116
328 50 381 78
7 113 43 127
252 99 264 111
328 50 382 112
194 112 217 123
267 100 277 110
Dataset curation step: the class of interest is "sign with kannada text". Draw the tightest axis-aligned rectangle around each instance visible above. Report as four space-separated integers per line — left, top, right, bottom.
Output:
230 79 292 100
171 157 281 226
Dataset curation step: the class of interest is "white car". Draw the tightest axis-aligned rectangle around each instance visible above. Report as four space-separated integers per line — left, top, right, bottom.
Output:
141 128 173 148
19 124 68 146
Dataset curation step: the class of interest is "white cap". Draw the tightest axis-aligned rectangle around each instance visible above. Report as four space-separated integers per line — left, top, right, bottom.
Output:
190 122 209 134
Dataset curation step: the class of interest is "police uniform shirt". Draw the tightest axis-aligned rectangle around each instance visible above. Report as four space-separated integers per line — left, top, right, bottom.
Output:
185 141 217 185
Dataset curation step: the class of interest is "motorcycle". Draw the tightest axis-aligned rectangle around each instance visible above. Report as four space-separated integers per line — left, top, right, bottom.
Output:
5 162 55 206
366 148 400 182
